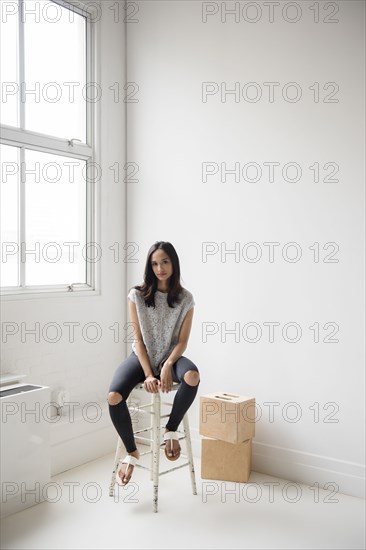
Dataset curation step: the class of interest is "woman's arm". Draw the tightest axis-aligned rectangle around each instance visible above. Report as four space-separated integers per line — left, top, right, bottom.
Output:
128 299 154 379
160 308 194 392
163 307 194 368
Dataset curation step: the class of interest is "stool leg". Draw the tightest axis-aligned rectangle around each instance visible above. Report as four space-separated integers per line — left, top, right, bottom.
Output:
182 413 197 495
109 437 124 497
150 396 154 481
152 392 161 512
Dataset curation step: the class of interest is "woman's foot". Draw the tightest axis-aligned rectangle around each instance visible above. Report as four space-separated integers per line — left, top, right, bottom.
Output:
164 429 181 460
117 449 140 485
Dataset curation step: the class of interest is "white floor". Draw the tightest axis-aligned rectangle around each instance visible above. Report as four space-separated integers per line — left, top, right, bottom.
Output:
1 447 365 550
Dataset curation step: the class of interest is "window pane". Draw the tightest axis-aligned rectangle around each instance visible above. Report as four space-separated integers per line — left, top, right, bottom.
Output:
24 149 86 286
0 1 19 127
0 144 20 286
23 0 86 141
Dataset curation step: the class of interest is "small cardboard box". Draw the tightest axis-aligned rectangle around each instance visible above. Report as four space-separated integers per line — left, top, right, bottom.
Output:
201 436 252 483
200 392 255 444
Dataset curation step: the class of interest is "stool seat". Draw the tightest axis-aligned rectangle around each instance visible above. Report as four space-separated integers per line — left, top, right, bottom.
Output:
133 381 180 390
109 381 197 512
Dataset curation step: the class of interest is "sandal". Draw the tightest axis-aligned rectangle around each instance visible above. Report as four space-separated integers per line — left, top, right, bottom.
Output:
116 454 138 486
163 431 181 461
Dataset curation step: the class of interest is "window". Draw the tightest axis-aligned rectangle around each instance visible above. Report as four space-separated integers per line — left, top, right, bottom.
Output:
0 0 100 297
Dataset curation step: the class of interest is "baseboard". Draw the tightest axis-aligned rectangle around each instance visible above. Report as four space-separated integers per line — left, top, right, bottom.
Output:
251 440 365 499
189 427 365 499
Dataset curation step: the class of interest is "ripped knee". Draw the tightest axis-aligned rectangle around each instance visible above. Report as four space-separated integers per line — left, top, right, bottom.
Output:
183 370 200 387
108 391 123 405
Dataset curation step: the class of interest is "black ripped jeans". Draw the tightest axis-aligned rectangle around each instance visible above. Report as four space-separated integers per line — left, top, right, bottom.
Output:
108 351 200 453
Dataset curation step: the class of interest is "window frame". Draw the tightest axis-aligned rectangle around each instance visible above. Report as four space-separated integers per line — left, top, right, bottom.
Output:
0 0 101 300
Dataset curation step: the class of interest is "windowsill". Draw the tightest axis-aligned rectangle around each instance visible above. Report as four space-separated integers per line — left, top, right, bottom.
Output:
1 288 101 301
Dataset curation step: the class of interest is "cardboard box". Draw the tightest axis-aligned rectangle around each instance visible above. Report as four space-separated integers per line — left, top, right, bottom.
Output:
200 392 255 444
201 436 252 483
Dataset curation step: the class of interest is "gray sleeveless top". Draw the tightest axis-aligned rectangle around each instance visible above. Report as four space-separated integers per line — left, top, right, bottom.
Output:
128 287 195 375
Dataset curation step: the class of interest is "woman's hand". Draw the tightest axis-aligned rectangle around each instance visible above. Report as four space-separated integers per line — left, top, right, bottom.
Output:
159 363 173 393
144 375 159 393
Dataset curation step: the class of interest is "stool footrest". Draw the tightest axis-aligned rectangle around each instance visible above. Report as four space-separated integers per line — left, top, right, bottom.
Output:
135 462 190 476
132 426 186 438
128 403 154 410
128 407 154 416
159 462 190 476
135 437 153 445
133 427 152 436
139 450 152 457
135 464 153 472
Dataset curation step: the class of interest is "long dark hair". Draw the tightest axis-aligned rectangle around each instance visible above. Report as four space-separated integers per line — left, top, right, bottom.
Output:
133 241 183 308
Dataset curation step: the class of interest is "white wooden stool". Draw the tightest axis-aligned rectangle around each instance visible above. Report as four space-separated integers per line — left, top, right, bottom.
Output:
109 382 197 512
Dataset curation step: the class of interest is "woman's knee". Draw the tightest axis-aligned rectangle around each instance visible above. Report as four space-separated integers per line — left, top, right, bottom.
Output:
183 370 200 387
108 391 123 405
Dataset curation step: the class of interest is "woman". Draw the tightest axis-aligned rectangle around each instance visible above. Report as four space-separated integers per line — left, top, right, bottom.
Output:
108 241 200 486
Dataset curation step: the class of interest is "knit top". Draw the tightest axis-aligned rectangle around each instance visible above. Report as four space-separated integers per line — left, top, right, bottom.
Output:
127 287 195 375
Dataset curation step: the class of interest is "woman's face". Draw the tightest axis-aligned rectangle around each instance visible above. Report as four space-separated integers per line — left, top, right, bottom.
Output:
151 249 173 283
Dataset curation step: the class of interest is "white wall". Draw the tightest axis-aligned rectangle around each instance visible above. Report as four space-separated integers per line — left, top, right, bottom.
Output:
1 0 364 498
1 1 126 474
126 0 365 497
